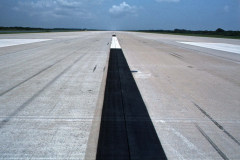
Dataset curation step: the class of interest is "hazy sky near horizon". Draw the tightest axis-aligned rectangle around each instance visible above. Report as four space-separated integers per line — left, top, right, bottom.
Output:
0 0 239 30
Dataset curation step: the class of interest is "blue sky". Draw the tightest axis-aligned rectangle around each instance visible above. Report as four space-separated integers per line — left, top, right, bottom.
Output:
0 0 239 30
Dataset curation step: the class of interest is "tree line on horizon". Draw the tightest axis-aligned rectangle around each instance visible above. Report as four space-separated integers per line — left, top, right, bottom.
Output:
0 26 90 31
136 28 240 38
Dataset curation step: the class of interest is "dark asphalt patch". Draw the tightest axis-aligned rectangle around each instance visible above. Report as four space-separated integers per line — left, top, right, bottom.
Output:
131 70 138 73
97 49 167 160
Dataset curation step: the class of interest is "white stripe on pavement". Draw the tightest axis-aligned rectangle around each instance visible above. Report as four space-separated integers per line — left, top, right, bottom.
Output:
110 37 121 49
178 42 240 54
0 39 52 48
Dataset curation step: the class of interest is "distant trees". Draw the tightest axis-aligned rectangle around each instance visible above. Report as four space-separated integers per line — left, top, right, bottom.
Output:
0 26 88 32
136 28 240 38
216 28 225 33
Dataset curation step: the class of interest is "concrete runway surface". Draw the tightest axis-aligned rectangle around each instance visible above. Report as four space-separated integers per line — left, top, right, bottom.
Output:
0 31 240 159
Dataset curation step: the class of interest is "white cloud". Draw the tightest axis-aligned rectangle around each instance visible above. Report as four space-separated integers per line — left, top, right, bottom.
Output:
156 0 180 2
57 0 82 7
22 0 82 9
15 0 92 19
224 5 229 12
109 2 137 17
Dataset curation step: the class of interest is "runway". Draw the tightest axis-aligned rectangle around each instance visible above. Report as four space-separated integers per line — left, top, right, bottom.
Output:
97 38 166 160
0 31 240 159
117 32 240 159
0 31 111 159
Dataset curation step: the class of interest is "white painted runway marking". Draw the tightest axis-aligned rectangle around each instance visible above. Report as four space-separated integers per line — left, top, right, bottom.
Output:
133 71 151 79
110 37 121 49
178 42 240 54
0 39 52 48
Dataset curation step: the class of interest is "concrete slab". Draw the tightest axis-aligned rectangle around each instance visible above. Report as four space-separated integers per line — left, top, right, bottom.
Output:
0 31 112 159
117 32 240 159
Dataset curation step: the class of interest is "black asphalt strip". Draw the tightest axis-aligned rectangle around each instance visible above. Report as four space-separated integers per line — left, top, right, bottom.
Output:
96 49 167 160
